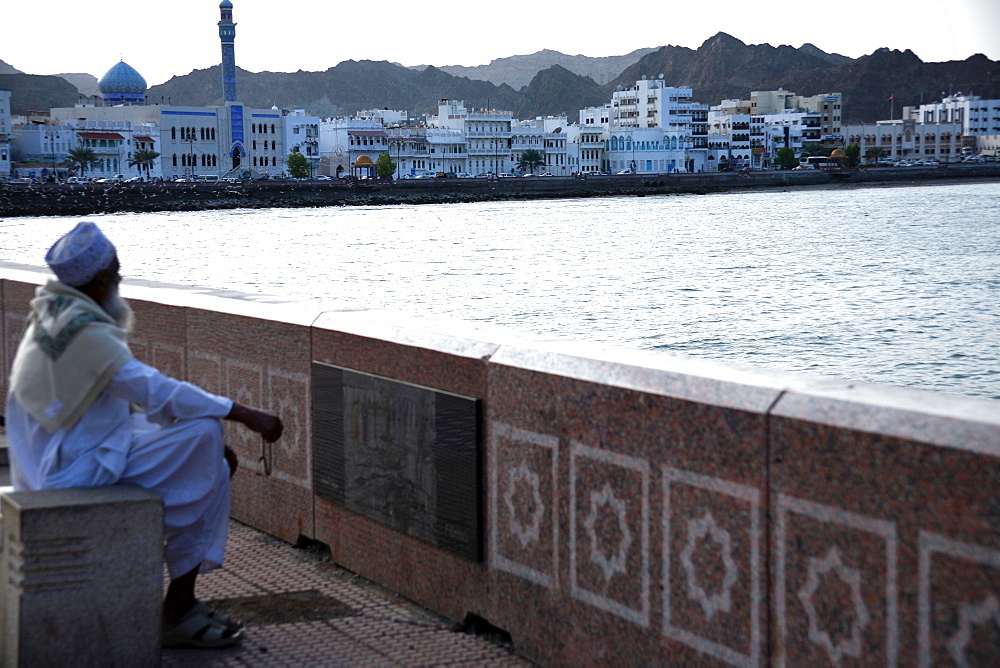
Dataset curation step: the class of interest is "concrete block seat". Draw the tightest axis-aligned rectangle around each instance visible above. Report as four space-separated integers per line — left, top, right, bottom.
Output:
1 484 164 666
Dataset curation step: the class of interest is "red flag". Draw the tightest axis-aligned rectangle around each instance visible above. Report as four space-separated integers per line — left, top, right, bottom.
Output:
889 95 894 102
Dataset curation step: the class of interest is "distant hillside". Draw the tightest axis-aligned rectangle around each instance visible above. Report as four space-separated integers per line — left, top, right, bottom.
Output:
0 59 22 75
57 73 101 98
613 33 1000 122
418 48 657 89
148 61 524 118
0 73 79 115
5 34 999 124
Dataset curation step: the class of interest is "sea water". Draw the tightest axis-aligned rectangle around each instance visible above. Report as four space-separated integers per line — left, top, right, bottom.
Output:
3 181 998 399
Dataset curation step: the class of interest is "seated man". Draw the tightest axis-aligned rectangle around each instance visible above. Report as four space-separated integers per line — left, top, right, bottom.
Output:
5 221 282 649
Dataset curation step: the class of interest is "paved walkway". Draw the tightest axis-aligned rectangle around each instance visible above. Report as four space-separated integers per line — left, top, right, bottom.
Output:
0 427 532 667
161 521 530 667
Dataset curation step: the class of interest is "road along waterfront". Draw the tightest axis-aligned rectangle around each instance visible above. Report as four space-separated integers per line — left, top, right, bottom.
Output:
2 180 998 400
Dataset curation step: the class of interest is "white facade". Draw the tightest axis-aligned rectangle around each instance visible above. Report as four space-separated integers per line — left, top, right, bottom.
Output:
431 100 514 175
579 104 612 127
605 127 701 173
904 94 1000 137
750 89 842 138
319 117 387 178
0 89 11 178
842 119 964 161
12 120 161 181
50 104 288 179
283 109 321 177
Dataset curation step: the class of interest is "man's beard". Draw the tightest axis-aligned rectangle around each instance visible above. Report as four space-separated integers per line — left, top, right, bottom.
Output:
101 286 135 333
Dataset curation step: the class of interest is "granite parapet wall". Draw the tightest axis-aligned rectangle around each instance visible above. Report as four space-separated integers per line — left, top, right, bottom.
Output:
2 268 997 666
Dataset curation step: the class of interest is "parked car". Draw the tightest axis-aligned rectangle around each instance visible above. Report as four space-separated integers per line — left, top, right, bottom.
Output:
66 176 88 183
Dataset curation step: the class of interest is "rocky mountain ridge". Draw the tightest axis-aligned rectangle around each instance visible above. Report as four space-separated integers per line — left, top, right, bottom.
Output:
413 48 659 89
2 36 998 123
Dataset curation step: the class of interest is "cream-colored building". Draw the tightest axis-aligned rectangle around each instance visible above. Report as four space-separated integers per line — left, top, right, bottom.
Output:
843 119 963 161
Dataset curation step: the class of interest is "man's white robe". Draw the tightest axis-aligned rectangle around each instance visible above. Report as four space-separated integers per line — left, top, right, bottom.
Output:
6 358 234 579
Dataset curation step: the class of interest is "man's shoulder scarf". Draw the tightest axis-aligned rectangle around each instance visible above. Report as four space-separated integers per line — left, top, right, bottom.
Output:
9 281 133 433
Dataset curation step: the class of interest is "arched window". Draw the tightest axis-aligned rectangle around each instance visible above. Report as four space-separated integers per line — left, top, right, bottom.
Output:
172 154 177 167
271 140 276 150
271 124 276 134
171 127 176 140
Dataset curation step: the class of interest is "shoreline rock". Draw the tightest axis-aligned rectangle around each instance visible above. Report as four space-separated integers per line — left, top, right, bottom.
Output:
2 167 997 218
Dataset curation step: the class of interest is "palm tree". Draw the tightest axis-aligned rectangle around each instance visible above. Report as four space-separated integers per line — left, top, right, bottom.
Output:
865 146 888 166
66 147 99 179
129 149 160 181
517 149 545 175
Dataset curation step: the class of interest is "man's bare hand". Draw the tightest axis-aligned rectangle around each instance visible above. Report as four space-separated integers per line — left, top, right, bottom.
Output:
227 403 284 442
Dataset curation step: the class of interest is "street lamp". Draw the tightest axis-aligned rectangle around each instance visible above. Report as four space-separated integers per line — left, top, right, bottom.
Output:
185 129 196 177
44 128 59 182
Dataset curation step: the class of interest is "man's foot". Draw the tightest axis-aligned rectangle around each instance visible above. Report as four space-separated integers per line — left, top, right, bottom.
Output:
162 602 243 649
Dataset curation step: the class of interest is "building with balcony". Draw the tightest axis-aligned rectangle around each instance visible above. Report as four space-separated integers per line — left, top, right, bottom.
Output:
1 90 13 178
904 94 1000 142
432 100 514 175
843 119 963 162
746 89 843 139
283 108 321 177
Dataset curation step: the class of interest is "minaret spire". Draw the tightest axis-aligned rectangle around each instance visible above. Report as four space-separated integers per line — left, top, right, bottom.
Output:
218 0 238 102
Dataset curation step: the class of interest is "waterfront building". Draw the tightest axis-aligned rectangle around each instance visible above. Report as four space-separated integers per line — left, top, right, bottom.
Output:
319 117 388 178
425 128 466 175
842 119 963 162
904 94 1000 137
750 89 843 138
384 126 430 178
604 127 699 173
707 111 751 169
45 1 285 180
282 108 321 177
750 109 823 169
0 89 11 178
512 123 545 173
432 100 513 175
579 104 612 127
573 126 606 174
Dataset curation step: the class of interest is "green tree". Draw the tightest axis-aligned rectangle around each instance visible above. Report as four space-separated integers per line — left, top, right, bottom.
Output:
843 143 862 168
865 146 888 166
776 147 799 170
128 149 160 181
799 143 827 158
286 150 310 179
375 153 396 179
66 146 99 178
517 149 545 174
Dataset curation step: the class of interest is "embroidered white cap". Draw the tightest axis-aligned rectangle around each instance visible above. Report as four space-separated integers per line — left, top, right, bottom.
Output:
45 221 117 287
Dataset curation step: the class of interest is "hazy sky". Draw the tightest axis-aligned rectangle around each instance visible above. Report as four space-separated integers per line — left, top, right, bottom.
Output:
5 0 998 87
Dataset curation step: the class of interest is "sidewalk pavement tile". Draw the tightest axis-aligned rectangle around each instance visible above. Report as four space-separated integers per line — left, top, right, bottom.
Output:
162 521 533 667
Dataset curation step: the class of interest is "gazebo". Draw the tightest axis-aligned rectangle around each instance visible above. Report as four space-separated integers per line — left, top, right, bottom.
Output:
352 155 376 180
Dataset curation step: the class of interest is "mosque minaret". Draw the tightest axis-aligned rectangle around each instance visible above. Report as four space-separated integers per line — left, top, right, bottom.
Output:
218 0 238 103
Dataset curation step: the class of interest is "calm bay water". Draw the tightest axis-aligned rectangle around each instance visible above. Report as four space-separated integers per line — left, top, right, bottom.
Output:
2 181 998 400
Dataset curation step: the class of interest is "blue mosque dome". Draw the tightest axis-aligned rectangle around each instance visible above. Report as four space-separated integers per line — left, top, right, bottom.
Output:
98 60 147 105
220 0 233 8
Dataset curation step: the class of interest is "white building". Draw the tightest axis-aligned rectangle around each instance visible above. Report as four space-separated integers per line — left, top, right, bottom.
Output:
282 108 321 177
432 99 514 175
51 103 286 180
904 94 1000 137
0 89 11 178
750 89 842 138
319 117 388 178
12 120 159 181
842 119 964 162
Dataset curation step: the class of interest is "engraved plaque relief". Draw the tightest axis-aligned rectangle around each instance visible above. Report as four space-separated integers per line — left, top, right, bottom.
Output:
312 362 482 561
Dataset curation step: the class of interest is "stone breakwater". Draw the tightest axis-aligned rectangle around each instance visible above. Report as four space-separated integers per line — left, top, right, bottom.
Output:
2 165 998 217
